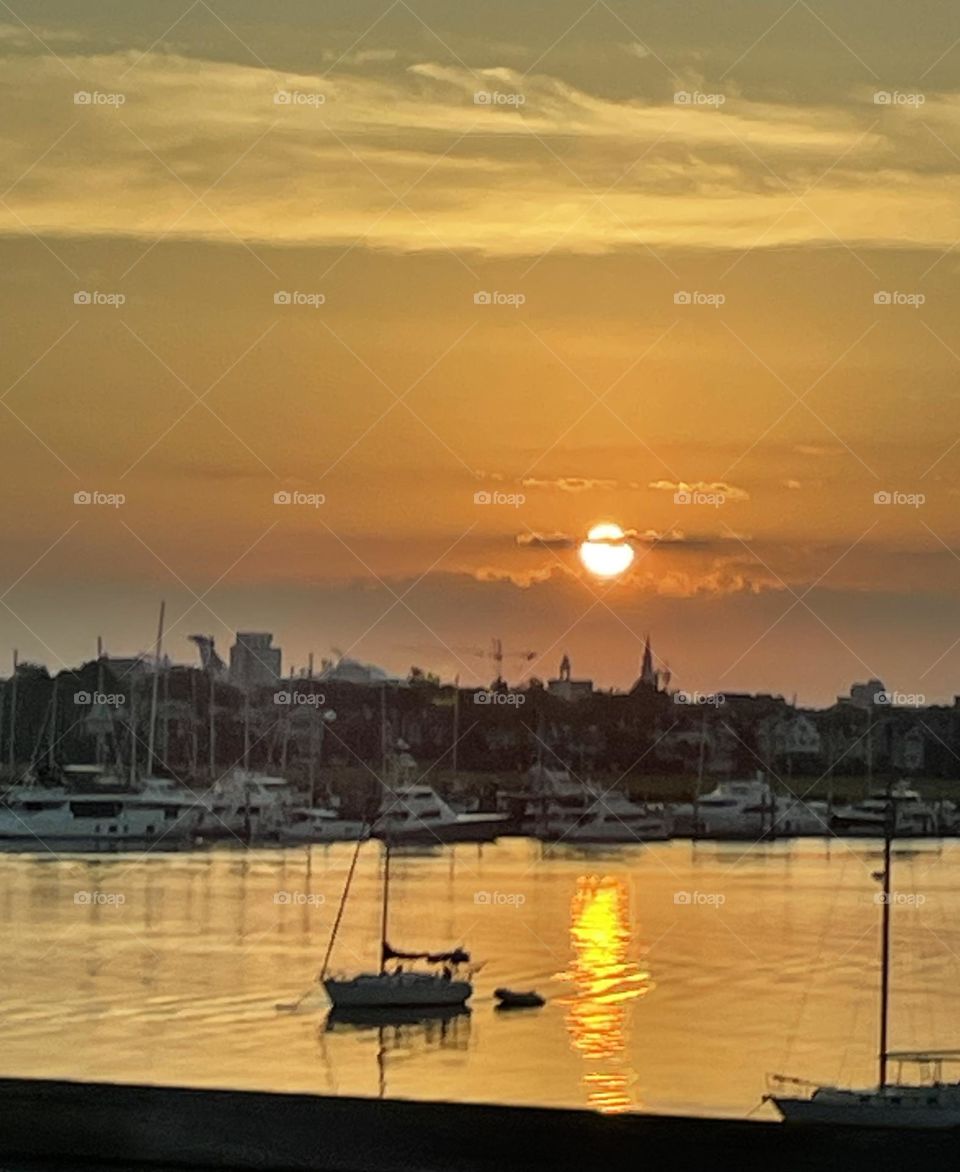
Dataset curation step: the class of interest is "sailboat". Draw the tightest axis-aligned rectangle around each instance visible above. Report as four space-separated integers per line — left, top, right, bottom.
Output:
321 838 474 1010
767 783 960 1127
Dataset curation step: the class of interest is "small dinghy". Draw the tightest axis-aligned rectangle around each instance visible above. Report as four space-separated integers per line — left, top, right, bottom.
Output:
494 987 545 1009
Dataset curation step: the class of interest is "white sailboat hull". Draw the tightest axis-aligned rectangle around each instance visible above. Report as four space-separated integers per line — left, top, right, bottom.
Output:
773 1085 960 1128
324 973 472 1009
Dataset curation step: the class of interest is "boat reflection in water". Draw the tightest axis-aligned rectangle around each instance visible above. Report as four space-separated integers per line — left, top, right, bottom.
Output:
325 1005 471 1035
557 875 652 1113
323 1005 471 1098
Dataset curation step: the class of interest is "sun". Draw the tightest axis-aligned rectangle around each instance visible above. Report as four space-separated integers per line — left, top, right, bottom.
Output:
578 523 635 578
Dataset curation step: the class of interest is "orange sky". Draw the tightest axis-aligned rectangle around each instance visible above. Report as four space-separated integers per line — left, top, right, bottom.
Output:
2 1 960 703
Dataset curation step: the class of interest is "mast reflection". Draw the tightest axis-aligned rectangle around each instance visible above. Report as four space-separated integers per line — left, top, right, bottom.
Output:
323 1005 471 1099
557 875 652 1113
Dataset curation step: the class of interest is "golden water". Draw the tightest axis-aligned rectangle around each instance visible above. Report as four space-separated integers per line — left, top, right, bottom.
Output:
1 837 957 1118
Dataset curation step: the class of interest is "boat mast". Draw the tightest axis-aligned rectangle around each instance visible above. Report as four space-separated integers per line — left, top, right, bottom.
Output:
47 674 58 771
879 777 893 1089
147 600 165 775
208 668 216 779
452 676 459 776
242 687 251 772
128 682 138 786
694 709 706 834
8 648 17 775
95 640 105 768
378 682 391 971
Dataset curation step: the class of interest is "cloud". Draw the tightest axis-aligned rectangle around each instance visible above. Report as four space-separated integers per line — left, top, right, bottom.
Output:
521 476 619 492
793 444 841 457
649 480 751 502
471 563 562 587
4 44 960 256
515 531 576 549
321 48 399 66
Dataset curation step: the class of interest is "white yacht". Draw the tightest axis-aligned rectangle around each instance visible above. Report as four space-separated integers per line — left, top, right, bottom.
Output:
831 782 940 836
279 804 367 844
669 774 776 839
0 764 204 850
506 766 671 842
669 773 827 839
197 768 294 842
280 773 508 846
366 745 507 844
375 781 508 844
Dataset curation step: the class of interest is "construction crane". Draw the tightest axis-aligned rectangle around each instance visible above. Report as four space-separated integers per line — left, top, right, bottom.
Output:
397 638 538 686
477 638 537 686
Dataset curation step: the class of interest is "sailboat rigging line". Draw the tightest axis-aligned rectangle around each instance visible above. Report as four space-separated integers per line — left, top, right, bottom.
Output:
318 829 369 982
380 839 390 969
779 846 849 1075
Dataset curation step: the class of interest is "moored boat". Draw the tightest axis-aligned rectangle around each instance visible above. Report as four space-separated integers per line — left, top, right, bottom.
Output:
767 783 960 1126
494 987 545 1009
831 781 940 837
320 837 474 1010
0 764 205 850
504 766 671 843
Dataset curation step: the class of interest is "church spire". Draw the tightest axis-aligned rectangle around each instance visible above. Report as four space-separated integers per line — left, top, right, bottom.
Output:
640 634 657 689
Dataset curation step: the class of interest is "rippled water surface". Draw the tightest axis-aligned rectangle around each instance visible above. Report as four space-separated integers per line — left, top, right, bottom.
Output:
2 838 958 1118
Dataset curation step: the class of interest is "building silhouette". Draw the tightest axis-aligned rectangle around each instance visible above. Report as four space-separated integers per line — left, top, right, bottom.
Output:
229 632 281 689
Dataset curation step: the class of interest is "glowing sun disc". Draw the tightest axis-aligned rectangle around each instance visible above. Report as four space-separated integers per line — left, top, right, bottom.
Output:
579 523 635 578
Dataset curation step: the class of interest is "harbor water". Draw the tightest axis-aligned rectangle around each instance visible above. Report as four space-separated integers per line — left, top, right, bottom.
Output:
1 838 957 1119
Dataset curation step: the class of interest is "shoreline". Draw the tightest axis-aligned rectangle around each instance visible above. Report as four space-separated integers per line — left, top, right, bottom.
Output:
0 1076 956 1172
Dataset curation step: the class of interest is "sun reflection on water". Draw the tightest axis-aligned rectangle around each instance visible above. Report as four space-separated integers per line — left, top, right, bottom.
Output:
557 874 653 1113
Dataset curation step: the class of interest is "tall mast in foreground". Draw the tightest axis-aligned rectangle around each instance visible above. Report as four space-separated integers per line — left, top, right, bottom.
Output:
879 779 893 1089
